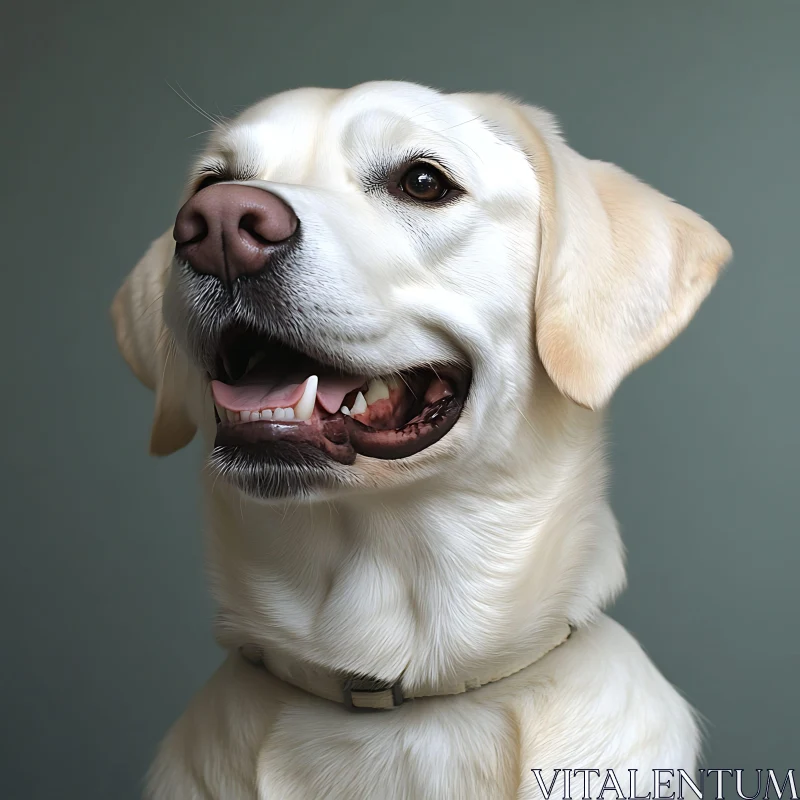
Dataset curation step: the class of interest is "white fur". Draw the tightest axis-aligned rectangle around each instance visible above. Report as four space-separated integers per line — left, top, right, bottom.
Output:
111 81 730 799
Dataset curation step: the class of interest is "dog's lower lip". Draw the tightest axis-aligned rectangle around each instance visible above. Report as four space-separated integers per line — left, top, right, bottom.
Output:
215 415 358 463
342 392 464 459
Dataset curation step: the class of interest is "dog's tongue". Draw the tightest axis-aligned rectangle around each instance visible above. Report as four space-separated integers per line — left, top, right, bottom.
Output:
211 364 365 414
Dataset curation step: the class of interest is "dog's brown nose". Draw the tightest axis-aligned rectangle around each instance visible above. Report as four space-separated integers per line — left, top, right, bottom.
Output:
173 184 298 281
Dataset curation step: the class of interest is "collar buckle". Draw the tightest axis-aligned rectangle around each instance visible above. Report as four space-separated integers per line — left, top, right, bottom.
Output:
342 677 405 711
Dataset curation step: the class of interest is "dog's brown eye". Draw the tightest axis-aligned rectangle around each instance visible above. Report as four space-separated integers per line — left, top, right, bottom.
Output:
398 164 452 202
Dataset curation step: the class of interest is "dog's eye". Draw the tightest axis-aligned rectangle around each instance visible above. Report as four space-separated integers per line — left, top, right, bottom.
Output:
397 164 454 202
195 173 226 192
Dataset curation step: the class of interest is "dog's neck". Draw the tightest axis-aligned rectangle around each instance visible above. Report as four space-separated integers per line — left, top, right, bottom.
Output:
204 409 625 690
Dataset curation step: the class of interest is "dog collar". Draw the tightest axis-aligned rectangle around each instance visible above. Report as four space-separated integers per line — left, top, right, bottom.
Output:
239 622 574 712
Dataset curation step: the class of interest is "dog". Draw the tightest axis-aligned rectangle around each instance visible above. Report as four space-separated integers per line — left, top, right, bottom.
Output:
112 81 731 799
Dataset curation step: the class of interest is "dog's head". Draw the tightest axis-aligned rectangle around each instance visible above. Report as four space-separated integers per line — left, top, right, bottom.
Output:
112 82 730 501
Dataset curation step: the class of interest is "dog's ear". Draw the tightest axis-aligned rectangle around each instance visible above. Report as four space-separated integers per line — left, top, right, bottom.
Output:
111 230 197 455
458 94 732 410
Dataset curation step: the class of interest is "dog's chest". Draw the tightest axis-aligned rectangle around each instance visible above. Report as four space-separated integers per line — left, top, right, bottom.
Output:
255 697 524 799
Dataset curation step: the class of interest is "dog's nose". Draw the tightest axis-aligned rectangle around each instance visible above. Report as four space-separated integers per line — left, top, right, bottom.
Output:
173 184 298 281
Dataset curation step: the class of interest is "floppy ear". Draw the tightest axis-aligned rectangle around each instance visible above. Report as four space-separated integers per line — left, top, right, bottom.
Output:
458 93 732 410
525 105 732 409
111 230 197 455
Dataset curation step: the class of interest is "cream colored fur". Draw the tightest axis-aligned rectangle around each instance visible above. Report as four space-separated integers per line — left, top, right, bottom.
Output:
112 81 730 799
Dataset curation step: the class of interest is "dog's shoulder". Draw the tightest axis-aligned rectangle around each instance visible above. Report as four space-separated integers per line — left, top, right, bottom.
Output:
511 614 700 786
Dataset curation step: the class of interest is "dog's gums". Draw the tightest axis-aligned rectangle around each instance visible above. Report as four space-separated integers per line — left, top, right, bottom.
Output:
209 328 470 463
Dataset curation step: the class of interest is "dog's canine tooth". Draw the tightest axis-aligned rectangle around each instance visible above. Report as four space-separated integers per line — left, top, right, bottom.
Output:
340 406 351 416
351 391 367 416
365 378 390 406
293 376 318 421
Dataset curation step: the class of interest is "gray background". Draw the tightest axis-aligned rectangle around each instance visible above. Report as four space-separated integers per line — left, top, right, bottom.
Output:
1 1 797 797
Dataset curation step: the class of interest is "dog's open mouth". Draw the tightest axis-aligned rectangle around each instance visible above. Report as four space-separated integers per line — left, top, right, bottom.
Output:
209 325 471 465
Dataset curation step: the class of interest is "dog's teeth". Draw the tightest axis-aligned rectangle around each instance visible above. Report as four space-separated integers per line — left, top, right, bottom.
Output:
351 391 367 416
365 378 390 406
213 375 325 425
293 375 318 421
340 406 351 416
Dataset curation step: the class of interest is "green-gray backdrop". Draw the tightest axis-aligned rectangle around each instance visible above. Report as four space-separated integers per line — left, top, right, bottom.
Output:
1 2 797 797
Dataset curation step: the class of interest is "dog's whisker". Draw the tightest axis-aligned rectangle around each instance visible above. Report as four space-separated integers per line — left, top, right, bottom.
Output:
133 291 165 324
187 128 217 140
435 114 483 134
167 80 228 129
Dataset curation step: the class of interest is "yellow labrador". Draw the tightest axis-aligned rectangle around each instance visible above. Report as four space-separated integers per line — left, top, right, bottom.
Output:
112 81 730 799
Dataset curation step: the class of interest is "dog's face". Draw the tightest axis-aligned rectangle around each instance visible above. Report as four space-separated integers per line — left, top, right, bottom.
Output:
113 81 730 501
